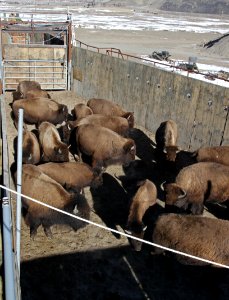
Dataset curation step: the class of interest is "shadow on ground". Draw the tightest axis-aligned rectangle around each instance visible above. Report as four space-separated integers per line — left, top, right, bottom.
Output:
20 245 229 300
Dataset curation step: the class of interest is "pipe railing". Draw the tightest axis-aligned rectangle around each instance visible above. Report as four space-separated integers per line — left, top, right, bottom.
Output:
75 39 229 83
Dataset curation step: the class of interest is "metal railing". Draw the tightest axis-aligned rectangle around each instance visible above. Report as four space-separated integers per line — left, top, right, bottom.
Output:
75 39 229 84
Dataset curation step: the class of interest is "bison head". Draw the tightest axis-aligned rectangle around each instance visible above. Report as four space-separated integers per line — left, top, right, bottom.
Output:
122 112 134 128
164 183 187 208
125 221 147 251
163 145 179 161
122 139 136 166
53 145 69 162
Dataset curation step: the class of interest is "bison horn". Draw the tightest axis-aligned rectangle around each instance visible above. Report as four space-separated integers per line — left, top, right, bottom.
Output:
160 181 166 191
130 146 135 151
58 148 62 154
178 188 187 199
28 153 32 160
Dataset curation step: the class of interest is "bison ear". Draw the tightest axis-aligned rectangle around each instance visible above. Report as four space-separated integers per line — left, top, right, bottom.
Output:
123 140 135 154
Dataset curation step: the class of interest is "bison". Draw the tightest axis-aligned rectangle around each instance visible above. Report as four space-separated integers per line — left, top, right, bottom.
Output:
12 97 68 128
151 213 229 266
71 103 93 120
17 80 41 96
37 161 103 193
87 98 134 128
164 162 229 215
19 164 90 239
69 114 130 136
22 130 41 165
70 124 136 171
38 121 69 162
125 179 157 251
193 145 229 166
155 119 179 161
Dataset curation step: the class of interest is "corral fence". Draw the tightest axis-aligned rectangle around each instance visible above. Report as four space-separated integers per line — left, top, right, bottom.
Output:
0 14 72 91
72 45 229 151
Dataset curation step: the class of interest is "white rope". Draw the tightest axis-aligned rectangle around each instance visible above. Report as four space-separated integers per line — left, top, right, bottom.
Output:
1 184 229 269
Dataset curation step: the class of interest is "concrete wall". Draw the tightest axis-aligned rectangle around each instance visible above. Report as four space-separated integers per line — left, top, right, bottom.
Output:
72 47 229 150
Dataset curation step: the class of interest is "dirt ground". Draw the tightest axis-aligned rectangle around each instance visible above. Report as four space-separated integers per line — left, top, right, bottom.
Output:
4 89 229 300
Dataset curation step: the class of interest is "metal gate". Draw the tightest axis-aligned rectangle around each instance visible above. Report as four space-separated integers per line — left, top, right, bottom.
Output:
1 17 72 91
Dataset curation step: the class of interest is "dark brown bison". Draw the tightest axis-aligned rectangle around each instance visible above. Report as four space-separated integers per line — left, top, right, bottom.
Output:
151 213 229 266
155 119 179 161
37 162 103 193
71 103 93 120
22 130 41 165
69 114 130 136
20 164 90 239
71 124 136 170
164 162 229 215
87 98 134 128
12 97 68 128
125 179 157 251
38 121 69 162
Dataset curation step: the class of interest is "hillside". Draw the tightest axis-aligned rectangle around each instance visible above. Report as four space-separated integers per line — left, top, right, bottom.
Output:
103 0 229 14
160 0 229 14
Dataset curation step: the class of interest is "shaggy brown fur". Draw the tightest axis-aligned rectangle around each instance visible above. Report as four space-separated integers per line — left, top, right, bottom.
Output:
72 124 136 171
71 103 93 120
38 121 69 162
37 161 103 193
152 213 229 266
70 114 130 136
12 97 68 128
194 145 229 166
155 119 179 161
22 130 41 165
165 162 229 214
20 164 90 239
126 179 157 251
87 98 134 128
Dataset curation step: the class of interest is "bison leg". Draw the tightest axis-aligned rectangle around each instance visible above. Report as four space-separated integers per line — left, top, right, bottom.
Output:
190 203 204 215
30 223 40 240
43 226 53 239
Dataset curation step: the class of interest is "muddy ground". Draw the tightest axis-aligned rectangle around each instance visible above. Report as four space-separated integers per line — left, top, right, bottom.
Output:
4 90 229 300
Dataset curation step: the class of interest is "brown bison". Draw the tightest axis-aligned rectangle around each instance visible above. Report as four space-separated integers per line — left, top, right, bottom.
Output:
164 162 229 215
69 114 130 136
71 103 93 120
193 145 229 166
87 98 134 128
38 121 69 162
71 124 136 170
20 164 90 239
24 89 50 99
37 162 103 193
12 97 68 128
151 213 229 266
155 119 179 161
125 179 157 251
22 130 41 165
17 80 41 96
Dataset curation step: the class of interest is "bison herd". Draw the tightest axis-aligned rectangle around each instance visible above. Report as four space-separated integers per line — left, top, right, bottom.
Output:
10 80 229 267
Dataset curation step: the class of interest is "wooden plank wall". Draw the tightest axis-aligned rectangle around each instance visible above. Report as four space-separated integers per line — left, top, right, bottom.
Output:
72 47 229 150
